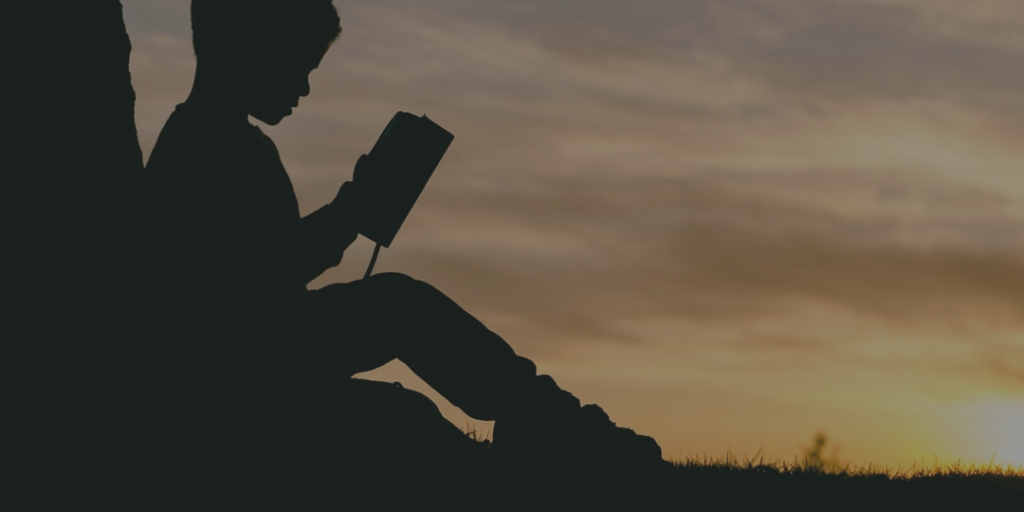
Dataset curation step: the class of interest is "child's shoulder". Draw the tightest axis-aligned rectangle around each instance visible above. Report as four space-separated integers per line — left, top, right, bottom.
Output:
147 103 270 174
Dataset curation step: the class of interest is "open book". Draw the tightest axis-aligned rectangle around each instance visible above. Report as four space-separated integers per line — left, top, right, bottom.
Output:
357 112 454 248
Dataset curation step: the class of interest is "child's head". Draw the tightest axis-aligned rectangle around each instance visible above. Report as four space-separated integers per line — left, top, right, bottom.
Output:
191 0 342 124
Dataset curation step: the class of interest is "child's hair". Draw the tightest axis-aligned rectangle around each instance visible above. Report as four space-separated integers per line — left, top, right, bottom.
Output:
191 0 342 62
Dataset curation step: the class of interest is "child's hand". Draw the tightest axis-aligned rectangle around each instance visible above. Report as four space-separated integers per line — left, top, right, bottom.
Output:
332 154 377 235
334 154 374 209
332 180 362 225
351 153 375 183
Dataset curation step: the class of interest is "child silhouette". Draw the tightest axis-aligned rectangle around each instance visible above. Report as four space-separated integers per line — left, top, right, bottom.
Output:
145 0 661 463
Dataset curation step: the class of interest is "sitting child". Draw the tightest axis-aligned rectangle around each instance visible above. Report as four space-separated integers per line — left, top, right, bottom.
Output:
144 0 661 462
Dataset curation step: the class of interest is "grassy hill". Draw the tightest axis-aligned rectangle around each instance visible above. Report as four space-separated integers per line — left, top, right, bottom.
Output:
665 453 1023 510
316 441 1024 510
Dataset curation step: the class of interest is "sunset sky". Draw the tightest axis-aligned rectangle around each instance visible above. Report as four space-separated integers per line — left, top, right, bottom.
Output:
123 0 1024 467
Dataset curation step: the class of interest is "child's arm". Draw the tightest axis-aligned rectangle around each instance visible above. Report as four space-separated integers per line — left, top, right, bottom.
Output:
205 175 359 296
287 181 361 285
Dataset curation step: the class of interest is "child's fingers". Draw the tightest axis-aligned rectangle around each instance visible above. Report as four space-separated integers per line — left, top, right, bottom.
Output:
353 153 372 182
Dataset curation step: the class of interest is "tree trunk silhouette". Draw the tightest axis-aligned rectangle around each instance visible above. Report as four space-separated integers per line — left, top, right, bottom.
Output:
8 1 146 494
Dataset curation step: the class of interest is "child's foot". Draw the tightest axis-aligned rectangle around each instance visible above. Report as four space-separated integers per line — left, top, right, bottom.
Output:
491 378 665 470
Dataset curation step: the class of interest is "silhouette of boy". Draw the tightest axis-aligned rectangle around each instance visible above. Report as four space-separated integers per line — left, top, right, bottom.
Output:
145 0 661 462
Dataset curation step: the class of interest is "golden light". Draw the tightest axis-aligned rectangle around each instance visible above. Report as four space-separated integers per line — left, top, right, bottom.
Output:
959 398 1024 469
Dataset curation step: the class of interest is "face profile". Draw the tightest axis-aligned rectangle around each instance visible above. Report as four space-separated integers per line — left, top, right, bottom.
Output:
245 43 329 125
186 0 342 125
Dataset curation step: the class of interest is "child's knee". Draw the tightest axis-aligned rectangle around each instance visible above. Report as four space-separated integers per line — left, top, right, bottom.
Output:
365 272 436 299
365 271 416 288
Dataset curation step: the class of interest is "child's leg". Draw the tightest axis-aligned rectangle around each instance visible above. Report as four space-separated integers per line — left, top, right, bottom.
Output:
297 272 576 421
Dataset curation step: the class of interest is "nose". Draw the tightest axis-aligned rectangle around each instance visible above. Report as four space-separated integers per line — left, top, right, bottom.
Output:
299 76 311 98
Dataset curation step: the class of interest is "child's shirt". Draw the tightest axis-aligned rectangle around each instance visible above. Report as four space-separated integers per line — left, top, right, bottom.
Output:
145 102 349 348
